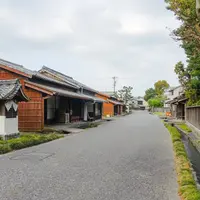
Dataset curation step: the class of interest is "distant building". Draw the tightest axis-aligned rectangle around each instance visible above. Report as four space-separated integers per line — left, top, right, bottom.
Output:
165 86 187 119
96 92 124 117
164 86 183 108
133 97 148 110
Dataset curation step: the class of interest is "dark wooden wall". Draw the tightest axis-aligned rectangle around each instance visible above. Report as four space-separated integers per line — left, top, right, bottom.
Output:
186 106 200 130
0 69 44 132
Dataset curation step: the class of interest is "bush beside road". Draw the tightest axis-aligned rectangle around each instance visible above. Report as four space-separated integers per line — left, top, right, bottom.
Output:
165 123 200 200
0 133 64 154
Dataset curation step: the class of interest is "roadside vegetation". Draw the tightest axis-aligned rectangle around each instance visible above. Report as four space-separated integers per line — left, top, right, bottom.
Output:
154 112 165 117
0 133 64 154
165 123 200 200
164 0 200 106
144 80 170 110
178 123 192 134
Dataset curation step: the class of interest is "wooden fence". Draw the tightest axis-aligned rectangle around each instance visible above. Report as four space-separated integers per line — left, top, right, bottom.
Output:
186 106 200 130
152 107 170 113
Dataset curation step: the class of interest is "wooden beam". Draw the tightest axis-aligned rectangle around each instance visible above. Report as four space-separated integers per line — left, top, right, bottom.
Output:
43 95 52 100
24 81 54 96
0 64 32 78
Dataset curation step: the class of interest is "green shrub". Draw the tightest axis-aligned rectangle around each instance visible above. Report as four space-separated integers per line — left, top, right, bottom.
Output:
20 134 41 145
178 123 192 133
0 144 11 154
165 123 200 200
154 112 165 116
8 139 26 150
0 140 6 145
0 133 64 154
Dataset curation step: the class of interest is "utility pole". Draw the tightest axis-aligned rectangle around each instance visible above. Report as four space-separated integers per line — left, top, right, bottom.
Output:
112 76 117 93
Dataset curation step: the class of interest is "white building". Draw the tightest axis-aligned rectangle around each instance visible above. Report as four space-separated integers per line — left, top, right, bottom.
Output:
133 97 148 110
164 86 184 107
165 86 187 119
0 79 28 139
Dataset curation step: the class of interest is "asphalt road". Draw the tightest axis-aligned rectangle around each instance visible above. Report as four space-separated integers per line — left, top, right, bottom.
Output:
0 111 179 200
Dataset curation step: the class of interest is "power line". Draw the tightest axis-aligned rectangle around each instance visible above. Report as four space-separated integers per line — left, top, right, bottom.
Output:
112 76 118 93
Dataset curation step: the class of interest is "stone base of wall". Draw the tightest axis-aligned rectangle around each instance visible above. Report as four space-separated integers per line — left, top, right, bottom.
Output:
1 133 20 140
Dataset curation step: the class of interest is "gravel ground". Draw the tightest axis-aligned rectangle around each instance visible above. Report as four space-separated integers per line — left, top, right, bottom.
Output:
0 111 179 200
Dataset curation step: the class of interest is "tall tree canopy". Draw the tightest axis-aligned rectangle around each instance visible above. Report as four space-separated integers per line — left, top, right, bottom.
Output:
165 0 200 105
144 80 169 108
117 86 134 105
144 88 156 101
154 80 170 96
148 98 164 108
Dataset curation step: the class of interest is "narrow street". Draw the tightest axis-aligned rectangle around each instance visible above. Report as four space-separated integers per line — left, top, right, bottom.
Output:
0 112 178 200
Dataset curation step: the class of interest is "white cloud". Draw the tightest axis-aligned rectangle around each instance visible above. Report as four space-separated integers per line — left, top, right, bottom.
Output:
119 14 158 35
0 0 186 96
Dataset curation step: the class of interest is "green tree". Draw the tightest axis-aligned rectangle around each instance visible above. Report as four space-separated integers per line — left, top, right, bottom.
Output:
154 80 170 96
117 86 134 105
148 98 164 108
144 88 156 101
165 0 200 105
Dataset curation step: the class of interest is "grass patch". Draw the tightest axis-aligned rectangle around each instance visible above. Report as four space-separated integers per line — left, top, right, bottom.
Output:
88 123 99 128
154 112 165 117
165 123 200 200
0 133 64 154
78 122 100 129
178 123 192 134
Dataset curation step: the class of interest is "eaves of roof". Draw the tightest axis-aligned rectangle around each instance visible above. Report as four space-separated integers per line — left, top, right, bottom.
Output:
25 81 105 102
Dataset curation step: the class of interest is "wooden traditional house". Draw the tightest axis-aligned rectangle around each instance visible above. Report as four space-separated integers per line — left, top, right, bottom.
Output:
39 66 104 121
0 59 104 132
165 86 187 120
109 97 124 115
0 79 28 138
96 93 114 117
96 93 124 117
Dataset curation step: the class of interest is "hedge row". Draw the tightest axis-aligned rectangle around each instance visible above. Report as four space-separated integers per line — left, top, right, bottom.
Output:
0 133 64 154
165 123 200 200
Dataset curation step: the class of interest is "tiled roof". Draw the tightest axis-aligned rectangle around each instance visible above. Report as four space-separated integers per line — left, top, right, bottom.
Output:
25 81 105 102
101 91 114 96
0 58 34 76
40 66 98 93
0 58 77 89
108 99 124 105
0 79 27 100
34 72 78 89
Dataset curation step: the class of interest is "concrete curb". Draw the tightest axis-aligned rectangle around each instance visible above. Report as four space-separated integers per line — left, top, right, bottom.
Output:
174 124 200 153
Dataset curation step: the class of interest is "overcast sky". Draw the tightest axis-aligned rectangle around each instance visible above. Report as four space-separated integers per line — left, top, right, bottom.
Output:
0 0 186 96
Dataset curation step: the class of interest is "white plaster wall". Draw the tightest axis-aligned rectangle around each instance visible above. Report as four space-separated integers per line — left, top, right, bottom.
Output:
165 91 173 101
165 86 183 107
0 116 5 135
173 87 183 98
136 98 148 108
173 86 183 98
4 117 18 135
